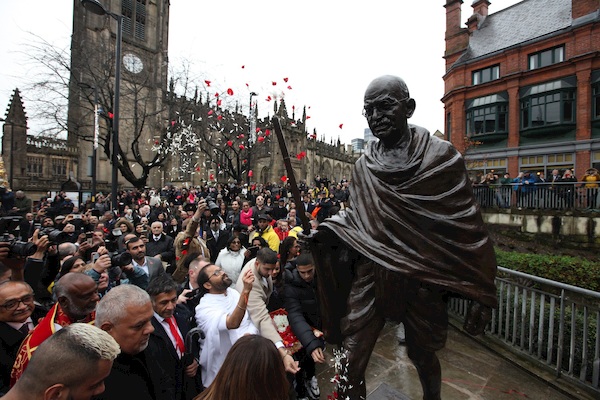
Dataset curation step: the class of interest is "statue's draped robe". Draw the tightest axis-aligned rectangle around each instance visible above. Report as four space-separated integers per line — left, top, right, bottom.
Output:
315 126 497 342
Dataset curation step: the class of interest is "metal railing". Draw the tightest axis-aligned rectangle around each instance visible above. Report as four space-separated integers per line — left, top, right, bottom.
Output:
449 266 600 394
473 182 600 211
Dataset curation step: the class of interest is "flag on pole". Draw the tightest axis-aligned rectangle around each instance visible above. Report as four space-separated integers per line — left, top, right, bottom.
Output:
94 104 99 150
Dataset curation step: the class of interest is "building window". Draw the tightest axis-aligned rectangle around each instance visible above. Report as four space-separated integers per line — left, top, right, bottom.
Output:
26 157 43 177
465 93 508 137
594 84 600 120
472 65 499 85
528 45 564 70
446 112 451 141
520 153 574 175
520 78 575 130
52 158 68 178
122 0 146 41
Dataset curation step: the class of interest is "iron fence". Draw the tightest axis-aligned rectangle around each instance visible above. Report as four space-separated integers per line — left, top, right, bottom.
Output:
449 266 600 395
473 182 600 211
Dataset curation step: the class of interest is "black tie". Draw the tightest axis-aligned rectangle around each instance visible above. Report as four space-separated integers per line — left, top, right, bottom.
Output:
19 323 30 335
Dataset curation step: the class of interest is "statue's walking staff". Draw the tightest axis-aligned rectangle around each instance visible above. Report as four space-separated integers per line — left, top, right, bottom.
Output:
271 116 311 235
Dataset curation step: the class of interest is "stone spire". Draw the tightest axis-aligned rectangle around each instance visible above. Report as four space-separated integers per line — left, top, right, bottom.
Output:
4 88 27 126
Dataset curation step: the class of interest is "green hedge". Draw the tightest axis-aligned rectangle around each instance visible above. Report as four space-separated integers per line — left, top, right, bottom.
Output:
495 249 600 292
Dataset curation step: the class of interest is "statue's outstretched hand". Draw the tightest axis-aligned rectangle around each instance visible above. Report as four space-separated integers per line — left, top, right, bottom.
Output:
463 301 492 336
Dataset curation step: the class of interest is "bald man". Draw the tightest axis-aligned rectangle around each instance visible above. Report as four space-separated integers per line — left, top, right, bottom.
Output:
11 273 98 384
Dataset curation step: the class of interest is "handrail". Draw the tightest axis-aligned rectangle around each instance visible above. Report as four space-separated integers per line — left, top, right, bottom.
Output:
497 266 600 299
448 267 600 395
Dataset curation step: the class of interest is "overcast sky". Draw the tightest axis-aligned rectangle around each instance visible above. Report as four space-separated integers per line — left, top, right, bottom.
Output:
1 0 522 144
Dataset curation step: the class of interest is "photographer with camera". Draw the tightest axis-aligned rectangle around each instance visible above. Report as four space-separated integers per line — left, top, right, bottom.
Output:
84 243 149 292
172 200 211 283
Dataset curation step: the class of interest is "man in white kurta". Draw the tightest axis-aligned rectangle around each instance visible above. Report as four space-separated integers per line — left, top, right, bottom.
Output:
195 264 257 387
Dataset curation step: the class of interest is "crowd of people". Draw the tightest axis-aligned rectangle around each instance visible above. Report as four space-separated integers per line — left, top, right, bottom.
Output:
0 177 349 399
472 167 600 210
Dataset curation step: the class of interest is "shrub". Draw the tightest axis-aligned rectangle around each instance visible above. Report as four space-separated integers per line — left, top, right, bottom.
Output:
495 249 600 292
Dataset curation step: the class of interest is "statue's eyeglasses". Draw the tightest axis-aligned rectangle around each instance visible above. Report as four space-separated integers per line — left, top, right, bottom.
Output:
362 97 408 117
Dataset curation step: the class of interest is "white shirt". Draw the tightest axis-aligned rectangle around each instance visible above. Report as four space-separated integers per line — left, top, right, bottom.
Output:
7 317 34 333
133 258 149 276
195 288 258 387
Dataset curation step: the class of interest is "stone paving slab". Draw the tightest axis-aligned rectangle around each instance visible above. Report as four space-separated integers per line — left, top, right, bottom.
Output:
315 322 573 400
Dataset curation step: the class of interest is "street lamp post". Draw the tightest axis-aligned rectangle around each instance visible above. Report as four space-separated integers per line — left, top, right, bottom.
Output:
80 0 122 211
246 92 257 185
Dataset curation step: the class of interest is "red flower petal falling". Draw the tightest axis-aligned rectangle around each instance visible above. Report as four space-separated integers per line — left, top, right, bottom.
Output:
227 88 234 96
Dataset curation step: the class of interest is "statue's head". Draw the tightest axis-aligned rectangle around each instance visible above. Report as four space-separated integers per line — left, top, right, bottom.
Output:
363 75 416 146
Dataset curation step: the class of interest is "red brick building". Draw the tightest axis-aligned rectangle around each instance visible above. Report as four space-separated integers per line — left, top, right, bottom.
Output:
443 0 600 180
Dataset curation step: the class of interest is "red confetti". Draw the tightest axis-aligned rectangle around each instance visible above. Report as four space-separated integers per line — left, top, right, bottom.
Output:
208 110 214 116
154 140 159 145
217 115 223 121
209 174 214 181
266 96 272 101
255 127 261 133
281 176 288 182
239 134 245 139
257 136 265 143
239 144 245 150
171 120 176 127
287 86 292 90
204 80 211 86
108 112 114 119
292 105 295 110
217 99 222 106
245 83 249 87
283 77 289 82
227 88 234 96
195 166 201 172
272 81 277 86
306 116 311 119
248 170 253 177
339 124 343 129
241 65 245 69
227 140 233 147
296 151 307 160
264 129 271 137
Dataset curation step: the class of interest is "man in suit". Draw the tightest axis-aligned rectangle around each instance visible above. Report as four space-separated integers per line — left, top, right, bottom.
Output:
236 248 299 374
205 216 230 264
301 194 316 215
146 221 175 272
125 235 166 283
147 275 198 400
95 284 163 400
0 281 46 395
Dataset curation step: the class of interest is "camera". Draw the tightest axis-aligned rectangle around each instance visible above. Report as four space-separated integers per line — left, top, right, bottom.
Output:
107 251 132 268
38 227 69 245
0 217 38 257
205 195 220 215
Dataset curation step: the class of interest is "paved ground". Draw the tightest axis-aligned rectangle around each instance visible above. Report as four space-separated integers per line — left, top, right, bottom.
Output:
314 322 580 400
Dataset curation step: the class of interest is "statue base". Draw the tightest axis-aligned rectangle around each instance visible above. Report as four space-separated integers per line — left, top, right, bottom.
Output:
367 383 411 400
